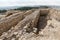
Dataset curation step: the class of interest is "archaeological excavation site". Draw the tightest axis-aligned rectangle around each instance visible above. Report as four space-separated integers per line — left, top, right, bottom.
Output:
0 8 60 40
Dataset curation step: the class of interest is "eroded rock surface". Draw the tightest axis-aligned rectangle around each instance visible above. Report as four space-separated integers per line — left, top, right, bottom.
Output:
0 8 60 40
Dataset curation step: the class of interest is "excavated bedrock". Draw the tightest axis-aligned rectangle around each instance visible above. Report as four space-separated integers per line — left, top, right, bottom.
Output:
0 9 49 36
0 9 41 39
0 9 35 35
14 9 40 31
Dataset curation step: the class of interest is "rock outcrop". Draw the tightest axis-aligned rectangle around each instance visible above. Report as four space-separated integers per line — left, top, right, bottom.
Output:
0 8 60 40
0 9 40 40
14 9 40 31
49 9 60 21
0 12 25 35
0 9 35 36
40 8 49 16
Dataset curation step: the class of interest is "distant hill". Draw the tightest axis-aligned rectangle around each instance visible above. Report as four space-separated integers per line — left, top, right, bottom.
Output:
0 6 20 10
0 5 60 10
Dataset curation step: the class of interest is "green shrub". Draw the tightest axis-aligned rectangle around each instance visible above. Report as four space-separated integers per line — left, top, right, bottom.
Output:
0 10 7 13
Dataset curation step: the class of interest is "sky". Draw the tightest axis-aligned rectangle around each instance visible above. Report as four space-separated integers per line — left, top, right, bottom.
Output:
0 0 60 7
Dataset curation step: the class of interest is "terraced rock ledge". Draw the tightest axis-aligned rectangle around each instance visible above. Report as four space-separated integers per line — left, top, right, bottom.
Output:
0 8 60 40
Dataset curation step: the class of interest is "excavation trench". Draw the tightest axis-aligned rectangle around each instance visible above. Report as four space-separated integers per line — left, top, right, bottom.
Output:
0 9 50 40
24 9 49 34
35 9 49 34
0 9 35 36
0 9 49 37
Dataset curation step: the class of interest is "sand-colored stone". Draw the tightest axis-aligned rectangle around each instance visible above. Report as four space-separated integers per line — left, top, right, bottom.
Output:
49 9 60 21
5 9 35 17
0 9 40 39
0 8 60 40
0 9 35 36
14 9 40 31
24 9 35 17
5 10 23 17
0 12 24 35
0 15 6 19
40 9 49 16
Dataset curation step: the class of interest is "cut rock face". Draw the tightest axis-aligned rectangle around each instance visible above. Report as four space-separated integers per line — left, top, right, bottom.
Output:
40 9 49 16
0 13 24 35
14 9 40 32
0 9 40 40
0 8 60 40
5 10 22 17
49 9 60 21
0 9 35 36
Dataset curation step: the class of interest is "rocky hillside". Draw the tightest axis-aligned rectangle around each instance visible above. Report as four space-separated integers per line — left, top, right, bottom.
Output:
0 8 60 40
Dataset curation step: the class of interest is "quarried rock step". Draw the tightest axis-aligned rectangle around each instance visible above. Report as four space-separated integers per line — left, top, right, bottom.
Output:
0 13 24 35
0 9 40 39
49 9 60 21
14 9 40 32
40 9 49 16
5 9 35 17
5 10 22 17
0 9 35 36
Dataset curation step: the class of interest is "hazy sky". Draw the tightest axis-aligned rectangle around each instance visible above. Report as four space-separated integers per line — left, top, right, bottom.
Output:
0 0 60 7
